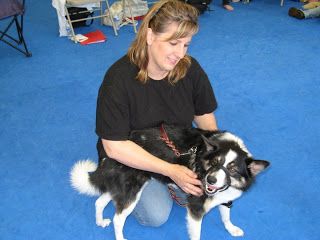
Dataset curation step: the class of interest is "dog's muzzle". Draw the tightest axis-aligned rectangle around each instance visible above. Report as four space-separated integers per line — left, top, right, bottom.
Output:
204 181 229 196
204 165 231 196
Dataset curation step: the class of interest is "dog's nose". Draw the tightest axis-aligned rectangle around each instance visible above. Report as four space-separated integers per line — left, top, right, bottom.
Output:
207 175 217 185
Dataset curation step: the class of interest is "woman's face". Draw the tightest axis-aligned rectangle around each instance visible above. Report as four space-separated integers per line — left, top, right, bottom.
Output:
147 23 193 79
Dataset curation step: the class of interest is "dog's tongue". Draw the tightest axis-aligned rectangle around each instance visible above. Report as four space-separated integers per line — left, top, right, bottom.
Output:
207 185 218 191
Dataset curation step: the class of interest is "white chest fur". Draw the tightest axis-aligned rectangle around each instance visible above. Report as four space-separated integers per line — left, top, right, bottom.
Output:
204 187 243 213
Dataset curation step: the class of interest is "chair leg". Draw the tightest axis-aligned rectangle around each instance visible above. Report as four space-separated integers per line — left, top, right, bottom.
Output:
100 1 103 25
17 15 24 43
123 0 137 33
0 18 16 41
14 16 31 57
104 0 118 36
64 6 78 43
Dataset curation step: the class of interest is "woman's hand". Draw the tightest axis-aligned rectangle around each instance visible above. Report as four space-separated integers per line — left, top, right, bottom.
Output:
167 164 203 196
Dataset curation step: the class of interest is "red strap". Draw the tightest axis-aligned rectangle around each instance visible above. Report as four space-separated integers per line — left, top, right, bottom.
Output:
159 124 169 141
160 124 181 157
168 185 187 207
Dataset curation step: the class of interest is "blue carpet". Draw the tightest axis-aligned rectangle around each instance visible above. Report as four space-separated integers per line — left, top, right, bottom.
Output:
1 0 319 239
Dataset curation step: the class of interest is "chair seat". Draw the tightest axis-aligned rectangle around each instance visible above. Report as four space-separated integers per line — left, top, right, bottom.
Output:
66 0 100 5
0 0 24 19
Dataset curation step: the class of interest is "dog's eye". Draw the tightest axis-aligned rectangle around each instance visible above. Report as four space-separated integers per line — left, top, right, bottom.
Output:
229 167 237 173
227 163 238 174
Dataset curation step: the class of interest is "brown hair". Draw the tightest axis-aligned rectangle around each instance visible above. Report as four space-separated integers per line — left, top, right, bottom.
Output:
127 0 199 84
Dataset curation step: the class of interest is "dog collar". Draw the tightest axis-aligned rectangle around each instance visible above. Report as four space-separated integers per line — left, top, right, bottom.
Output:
221 201 233 208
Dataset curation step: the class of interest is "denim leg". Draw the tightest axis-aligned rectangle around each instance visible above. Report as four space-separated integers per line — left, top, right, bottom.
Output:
167 183 188 206
303 6 320 18
132 178 173 227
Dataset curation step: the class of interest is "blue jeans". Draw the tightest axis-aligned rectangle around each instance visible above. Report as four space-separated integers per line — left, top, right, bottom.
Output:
132 179 187 227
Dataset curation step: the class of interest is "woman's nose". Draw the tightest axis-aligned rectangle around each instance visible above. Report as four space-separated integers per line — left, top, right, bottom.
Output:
175 44 186 58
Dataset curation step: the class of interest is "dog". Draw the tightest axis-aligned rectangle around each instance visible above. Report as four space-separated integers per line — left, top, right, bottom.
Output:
70 124 270 240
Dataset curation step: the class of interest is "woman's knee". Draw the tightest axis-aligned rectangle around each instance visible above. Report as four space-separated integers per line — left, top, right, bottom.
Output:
133 179 173 227
137 206 171 227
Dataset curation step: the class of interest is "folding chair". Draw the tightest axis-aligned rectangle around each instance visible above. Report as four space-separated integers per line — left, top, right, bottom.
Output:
65 0 137 43
65 0 119 43
0 0 31 57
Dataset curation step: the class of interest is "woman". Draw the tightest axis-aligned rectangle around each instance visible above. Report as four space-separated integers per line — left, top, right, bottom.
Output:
96 0 218 227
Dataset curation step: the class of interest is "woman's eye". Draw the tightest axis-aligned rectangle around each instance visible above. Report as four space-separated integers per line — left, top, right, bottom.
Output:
169 41 178 46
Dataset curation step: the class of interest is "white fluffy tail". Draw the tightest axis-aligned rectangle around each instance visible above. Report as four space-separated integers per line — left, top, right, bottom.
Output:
70 159 100 196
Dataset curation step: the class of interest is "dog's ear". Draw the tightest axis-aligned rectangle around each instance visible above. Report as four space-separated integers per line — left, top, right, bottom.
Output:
246 158 270 176
201 134 219 152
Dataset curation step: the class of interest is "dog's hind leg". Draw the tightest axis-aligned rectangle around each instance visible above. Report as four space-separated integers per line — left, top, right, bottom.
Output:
218 205 244 237
95 193 112 228
113 183 147 240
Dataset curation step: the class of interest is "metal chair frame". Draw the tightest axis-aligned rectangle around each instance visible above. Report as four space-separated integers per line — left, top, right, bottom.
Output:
65 0 116 43
65 0 137 43
0 0 32 57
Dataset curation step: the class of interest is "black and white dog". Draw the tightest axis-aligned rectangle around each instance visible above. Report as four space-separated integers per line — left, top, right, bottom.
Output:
70 124 269 240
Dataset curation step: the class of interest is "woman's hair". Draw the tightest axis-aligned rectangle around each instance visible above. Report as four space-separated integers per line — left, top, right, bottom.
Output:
127 0 199 84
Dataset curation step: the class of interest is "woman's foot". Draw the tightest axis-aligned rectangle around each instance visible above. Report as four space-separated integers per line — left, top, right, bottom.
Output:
223 4 234 10
288 7 305 19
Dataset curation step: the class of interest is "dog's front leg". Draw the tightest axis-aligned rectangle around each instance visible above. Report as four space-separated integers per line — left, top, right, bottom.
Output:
218 205 244 237
186 210 203 240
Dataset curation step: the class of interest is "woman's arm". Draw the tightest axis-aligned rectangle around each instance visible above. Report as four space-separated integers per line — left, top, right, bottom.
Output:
102 139 203 196
194 112 218 131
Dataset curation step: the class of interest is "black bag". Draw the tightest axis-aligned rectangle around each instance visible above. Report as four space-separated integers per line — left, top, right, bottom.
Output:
185 0 212 14
66 7 94 28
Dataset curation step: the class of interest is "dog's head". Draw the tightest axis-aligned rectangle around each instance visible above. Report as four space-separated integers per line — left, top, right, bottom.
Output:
196 131 270 197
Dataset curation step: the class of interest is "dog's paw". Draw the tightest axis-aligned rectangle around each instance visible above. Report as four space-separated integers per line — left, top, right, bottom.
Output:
96 218 111 228
115 237 127 240
226 225 244 237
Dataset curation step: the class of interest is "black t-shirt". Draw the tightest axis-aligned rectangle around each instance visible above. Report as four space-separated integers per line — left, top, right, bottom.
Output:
96 55 217 141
